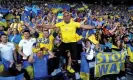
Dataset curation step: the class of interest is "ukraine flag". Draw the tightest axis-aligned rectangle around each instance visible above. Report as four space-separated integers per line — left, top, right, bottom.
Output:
81 1 88 9
80 52 90 80
0 19 7 27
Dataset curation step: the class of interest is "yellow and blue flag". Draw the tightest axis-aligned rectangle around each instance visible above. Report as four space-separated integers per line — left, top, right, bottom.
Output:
95 51 126 77
80 52 90 80
0 19 7 27
5 13 14 20
81 1 88 9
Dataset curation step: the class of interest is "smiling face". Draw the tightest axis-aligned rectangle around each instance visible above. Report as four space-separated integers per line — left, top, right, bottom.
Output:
23 31 30 39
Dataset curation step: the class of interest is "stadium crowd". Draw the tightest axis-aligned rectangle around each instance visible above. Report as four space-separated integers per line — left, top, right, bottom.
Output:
0 0 133 80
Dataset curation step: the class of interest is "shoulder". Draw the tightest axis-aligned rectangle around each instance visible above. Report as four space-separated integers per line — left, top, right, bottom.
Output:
19 39 26 45
72 21 80 24
19 39 25 43
30 38 36 42
71 21 81 28
7 42 15 47
7 42 14 45
55 21 64 27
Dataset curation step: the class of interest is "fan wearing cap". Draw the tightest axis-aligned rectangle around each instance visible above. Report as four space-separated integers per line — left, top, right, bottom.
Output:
42 11 101 73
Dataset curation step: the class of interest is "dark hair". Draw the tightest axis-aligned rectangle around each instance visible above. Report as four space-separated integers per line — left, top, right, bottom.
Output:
40 48 44 51
0 33 7 38
23 30 30 34
43 29 49 32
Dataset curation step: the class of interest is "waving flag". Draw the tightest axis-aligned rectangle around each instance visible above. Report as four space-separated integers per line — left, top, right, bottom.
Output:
5 13 14 20
87 34 99 44
52 8 61 14
0 19 7 27
81 1 88 9
24 5 41 16
25 6 32 11
0 8 9 14
32 5 41 16
80 52 90 80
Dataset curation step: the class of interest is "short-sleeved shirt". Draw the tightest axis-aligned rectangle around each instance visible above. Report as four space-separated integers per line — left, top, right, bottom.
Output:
39 35 54 51
33 54 49 78
0 42 15 61
19 38 36 59
55 20 81 43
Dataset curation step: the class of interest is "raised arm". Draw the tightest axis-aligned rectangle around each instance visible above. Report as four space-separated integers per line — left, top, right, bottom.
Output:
25 22 36 34
42 24 57 29
48 50 55 59
109 22 119 34
80 25 101 29
43 48 54 59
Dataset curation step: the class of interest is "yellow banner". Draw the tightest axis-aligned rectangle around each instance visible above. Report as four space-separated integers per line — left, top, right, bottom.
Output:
95 51 127 77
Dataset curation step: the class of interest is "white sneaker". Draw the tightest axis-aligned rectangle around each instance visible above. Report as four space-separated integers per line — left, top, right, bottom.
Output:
51 68 61 76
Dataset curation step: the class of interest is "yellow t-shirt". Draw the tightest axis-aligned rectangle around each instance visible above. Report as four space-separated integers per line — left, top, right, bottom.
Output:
55 21 80 43
38 32 43 38
39 35 54 54
75 34 83 41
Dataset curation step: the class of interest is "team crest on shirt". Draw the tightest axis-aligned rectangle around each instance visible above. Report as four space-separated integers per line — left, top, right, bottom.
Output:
42 38 49 44
37 38 42 43
37 38 49 44
23 42 27 44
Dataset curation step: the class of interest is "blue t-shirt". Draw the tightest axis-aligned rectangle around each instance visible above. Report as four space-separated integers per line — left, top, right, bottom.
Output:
8 34 22 44
33 54 49 79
